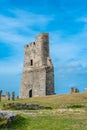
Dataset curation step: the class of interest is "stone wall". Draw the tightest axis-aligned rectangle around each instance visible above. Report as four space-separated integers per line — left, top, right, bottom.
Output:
20 33 54 98
0 92 15 101
46 66 54 95
1 92 10 100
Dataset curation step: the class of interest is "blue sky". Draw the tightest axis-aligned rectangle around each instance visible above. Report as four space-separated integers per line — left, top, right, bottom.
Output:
0 0 87 96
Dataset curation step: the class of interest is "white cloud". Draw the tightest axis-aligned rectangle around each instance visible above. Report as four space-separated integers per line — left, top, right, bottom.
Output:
50 22 87 62
0 8 54 73
0 9 54 46
50 32 81 62
77 16 87 23
0 10 87 77
11 9 53 26
0 61 23 74
49 20 87 75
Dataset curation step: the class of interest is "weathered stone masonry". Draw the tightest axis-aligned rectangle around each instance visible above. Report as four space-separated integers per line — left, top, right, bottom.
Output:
20 33 54 98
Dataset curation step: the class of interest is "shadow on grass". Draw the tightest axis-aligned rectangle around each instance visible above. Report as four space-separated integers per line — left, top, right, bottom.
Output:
0 115 28 130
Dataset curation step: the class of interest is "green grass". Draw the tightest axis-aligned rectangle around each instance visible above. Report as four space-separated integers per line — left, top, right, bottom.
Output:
0 118 8 128
1 111 87 130
1 92 87 109
0 92 87 130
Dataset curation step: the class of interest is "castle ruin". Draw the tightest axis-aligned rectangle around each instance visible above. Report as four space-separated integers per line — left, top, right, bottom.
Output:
20 33 54 98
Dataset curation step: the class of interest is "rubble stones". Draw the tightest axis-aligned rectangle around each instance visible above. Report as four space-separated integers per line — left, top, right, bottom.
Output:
3 103 51 110
0 111 17 126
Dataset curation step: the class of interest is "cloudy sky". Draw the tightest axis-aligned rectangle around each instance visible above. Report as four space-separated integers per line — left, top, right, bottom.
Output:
0 0 87 96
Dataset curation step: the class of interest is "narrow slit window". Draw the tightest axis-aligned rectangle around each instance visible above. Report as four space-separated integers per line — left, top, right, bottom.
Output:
33 42 35 45
30 59 33 66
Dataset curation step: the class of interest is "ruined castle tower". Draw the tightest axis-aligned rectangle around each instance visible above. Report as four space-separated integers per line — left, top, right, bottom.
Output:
20 33 54 98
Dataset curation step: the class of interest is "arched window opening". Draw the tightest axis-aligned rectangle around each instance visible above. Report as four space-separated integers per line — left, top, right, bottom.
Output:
29 89 32 97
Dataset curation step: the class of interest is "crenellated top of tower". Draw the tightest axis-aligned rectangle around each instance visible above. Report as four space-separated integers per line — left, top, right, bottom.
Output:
24 42 35 49
24 33 49 49
24 33 51 67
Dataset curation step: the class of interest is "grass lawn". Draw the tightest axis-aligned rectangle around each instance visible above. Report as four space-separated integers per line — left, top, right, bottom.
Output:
0 92 87 130
1 110 87 130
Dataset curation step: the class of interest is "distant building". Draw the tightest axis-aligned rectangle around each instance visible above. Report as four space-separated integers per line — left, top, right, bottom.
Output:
84 88 87 92
71 87 79 93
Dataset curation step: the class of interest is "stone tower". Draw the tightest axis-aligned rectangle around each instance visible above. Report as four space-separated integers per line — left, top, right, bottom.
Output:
20 33 54 98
